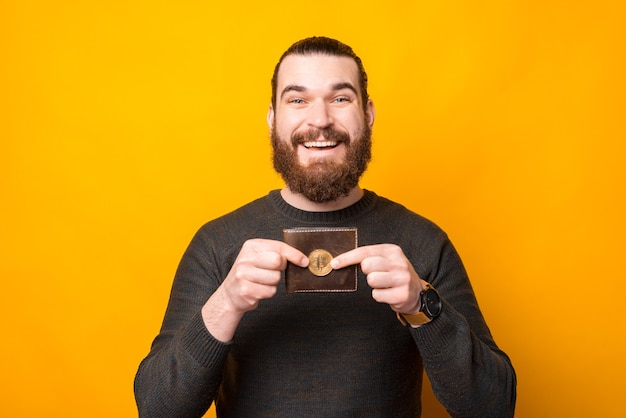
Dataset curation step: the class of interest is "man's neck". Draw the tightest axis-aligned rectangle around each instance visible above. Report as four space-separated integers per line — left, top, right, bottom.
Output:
280 187 364 212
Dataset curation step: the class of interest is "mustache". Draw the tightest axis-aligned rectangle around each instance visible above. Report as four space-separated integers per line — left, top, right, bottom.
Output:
291 127 351 146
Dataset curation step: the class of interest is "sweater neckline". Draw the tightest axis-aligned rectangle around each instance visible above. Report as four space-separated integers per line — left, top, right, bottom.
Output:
268 189 378 224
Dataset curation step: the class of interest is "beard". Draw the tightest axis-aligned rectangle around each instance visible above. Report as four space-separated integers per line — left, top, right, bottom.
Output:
271 123 372 204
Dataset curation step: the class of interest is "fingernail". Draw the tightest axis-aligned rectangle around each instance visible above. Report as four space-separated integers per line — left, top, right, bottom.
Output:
330 259 339 269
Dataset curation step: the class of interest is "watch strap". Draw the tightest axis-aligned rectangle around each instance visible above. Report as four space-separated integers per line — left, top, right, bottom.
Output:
396 310 432 328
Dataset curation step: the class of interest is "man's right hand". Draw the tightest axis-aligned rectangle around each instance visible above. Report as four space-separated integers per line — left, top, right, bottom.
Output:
201 239 308 342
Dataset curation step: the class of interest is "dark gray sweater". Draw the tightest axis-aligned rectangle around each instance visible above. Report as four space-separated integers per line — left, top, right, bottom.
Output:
134 190 516 417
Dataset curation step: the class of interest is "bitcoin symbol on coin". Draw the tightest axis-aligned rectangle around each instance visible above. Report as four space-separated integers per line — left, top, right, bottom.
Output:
308 249 333 277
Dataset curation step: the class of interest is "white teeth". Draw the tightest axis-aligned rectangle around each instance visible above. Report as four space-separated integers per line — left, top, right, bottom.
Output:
303 140 338 149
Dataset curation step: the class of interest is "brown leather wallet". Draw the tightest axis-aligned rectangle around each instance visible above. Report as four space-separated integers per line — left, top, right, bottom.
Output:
283 227 358 293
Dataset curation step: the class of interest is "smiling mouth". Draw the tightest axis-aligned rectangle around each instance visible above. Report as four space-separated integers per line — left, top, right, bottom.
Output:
302 140 339 149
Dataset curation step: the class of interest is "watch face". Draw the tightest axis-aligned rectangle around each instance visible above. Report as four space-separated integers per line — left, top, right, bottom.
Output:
423 288 442 317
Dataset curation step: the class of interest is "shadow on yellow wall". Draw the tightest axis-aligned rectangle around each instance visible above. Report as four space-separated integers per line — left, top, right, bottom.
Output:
1 1 624 417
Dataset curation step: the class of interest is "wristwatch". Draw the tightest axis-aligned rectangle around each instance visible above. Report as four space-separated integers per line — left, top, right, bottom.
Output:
396 284 442 328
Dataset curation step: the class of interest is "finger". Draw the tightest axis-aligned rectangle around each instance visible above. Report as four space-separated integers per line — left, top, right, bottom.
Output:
371 287 406 309
366 270 394 289
245 239 309 267
231 257 282 286
330 247 366 269
252 250 291 271
331 244 388 269
360 255 394 275
264 240 310 267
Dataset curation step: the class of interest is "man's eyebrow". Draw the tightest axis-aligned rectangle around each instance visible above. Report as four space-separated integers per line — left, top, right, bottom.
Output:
280 82 358 100
331 82 358 95
280 85 306 100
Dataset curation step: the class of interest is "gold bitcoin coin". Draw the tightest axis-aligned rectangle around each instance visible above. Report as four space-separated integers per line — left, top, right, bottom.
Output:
308 249 333 277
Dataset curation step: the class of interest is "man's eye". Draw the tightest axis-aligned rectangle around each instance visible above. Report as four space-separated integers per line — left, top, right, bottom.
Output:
334 97 351 103
289 98 305 104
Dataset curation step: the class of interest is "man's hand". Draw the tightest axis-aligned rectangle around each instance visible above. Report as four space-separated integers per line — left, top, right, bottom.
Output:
223 239 309 311
331 244 426 314
202 239 308 342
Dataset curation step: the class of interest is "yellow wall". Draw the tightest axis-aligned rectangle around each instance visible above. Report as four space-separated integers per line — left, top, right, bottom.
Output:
2 1 624 417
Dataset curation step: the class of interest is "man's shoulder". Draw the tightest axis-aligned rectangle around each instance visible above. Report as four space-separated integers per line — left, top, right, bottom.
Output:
369 192 447 237
201 192 276 230
179 192 278 254
372 193 436 222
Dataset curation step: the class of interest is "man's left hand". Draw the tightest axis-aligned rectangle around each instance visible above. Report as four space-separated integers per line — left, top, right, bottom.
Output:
331 244 426 314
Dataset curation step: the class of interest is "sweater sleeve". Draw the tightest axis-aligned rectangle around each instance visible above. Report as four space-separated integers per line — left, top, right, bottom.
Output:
134 226 233 418
410 237 517 418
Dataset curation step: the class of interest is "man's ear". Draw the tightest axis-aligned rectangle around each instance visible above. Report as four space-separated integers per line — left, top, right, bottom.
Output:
267 104 275 130
365 99 376 128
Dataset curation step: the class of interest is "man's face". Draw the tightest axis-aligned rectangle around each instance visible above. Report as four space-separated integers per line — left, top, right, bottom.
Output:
268 54 375 203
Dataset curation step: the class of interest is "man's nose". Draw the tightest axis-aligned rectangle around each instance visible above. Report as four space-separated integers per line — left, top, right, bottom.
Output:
307 100 333 128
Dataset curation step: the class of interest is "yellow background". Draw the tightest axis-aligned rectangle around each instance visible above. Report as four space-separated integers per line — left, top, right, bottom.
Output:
2 1 624 417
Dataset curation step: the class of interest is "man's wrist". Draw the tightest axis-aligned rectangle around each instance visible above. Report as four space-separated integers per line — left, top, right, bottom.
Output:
396 284 442 328
202 290 245 343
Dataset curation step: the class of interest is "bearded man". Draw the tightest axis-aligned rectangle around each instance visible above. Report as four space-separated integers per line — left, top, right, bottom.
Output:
135 36 516 418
